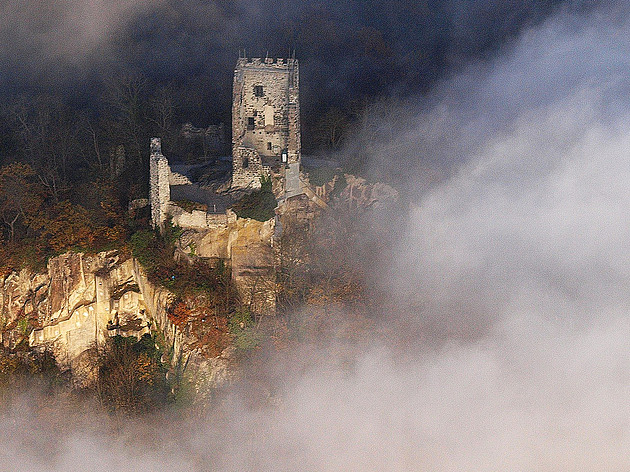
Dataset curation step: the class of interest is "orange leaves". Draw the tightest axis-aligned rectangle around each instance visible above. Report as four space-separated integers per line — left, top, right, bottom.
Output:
305 274 365 307
28 199 128 254
135 353 158 386
0 161 129 268
30 201 94 252
167 299 193 327
167 297 232 358
191 315 231 358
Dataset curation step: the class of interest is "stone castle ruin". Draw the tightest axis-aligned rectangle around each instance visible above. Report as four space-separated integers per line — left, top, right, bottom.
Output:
149 56 306 231
232 57 302 197
149 137 232 231
19 56 397 369
149 138 171 230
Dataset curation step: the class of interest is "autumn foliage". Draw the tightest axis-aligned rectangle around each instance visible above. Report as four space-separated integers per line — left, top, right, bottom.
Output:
167 299 193 327
0 162 130 275
96 334 168 413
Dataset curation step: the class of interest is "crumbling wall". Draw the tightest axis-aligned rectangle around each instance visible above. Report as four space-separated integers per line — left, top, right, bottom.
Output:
149 138 171 229
168 204 232 229
168 171 193 186
175 122 228 161
232 146 264 189
149 138 237 231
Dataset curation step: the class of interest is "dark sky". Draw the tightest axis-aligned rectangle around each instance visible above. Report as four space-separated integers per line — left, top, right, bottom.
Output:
0 0 599 127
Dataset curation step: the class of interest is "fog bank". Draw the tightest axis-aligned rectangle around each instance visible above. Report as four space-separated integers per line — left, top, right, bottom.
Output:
4 2 630 471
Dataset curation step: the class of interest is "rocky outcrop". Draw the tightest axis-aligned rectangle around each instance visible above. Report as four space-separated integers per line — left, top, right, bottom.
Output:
1 253 151 362
1 250 233 395
4 252 149 366
179 216 277 315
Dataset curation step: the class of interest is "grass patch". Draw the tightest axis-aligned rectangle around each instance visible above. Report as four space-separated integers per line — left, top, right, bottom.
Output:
231 175 276 221
304 166 341 186
172 200 208 213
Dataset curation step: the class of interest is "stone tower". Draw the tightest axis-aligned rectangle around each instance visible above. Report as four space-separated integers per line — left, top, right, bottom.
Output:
149 137 170 229
232 57 301 191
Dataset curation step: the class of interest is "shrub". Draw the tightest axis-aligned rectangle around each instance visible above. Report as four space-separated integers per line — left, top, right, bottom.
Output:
229 310 262 351
172 200 208 212
0 347 64 391
304 166 340 186
167 299 193 327
96 334 169 413
231 175 277 221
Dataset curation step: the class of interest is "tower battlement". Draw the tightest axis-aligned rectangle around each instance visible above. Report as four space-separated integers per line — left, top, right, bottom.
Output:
231 57 301 193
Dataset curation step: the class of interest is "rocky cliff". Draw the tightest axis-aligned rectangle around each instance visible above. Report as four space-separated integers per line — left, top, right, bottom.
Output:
1 253 147 361
0 252 214 386
178 216 277 315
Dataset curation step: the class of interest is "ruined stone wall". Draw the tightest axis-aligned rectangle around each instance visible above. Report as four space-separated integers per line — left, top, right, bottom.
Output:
149 138 236 231
232 146 264 189
168 171 193 186
287 60 300 165
168 204 231 229
232 57 300 190
176 122 228 161
149 138 171 229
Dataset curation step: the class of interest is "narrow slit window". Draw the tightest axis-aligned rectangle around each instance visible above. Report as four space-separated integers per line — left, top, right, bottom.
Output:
242 158 249 169
254 85 264 97
247 117 255 130
267 142 272 150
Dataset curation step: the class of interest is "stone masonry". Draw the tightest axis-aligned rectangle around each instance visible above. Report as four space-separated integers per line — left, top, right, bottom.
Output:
149 138 171 229
232 57 301 191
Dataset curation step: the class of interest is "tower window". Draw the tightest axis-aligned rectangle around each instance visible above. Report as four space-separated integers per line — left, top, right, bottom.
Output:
242 158 249 169
254 85 264 97
267 142 272 150
247 117 255 130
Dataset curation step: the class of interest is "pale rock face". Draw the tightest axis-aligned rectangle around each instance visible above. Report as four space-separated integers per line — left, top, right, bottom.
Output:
0 252 147 366
26 253 150 367
1 250 232 393
338 174 399 209
1 268 49 348
184 216 277 315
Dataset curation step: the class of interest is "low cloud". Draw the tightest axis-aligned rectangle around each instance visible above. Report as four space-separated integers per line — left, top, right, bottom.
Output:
0 0 163 72
3 1 630 471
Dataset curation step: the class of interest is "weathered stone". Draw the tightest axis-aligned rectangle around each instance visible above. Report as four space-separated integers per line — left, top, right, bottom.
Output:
128 198 149 212
232 57 302 195
26 254 151 366
149 137 171 229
